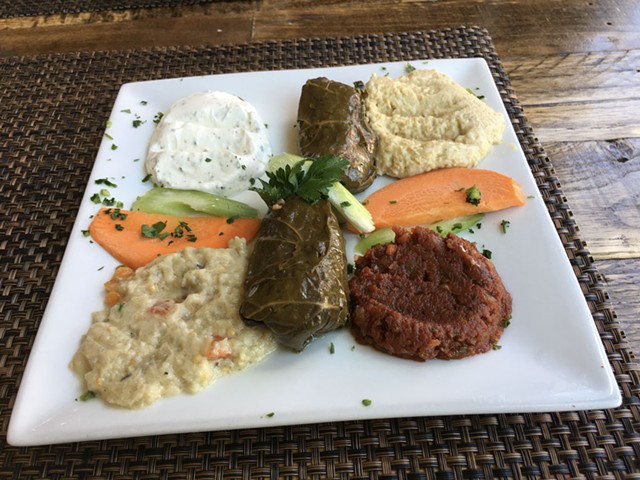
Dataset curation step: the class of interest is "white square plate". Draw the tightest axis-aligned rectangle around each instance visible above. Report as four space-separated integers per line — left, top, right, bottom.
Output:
8 58 621 446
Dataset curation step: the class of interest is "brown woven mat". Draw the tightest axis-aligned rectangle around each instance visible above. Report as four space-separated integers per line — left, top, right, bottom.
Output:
0 0 223 18
1 28 639 478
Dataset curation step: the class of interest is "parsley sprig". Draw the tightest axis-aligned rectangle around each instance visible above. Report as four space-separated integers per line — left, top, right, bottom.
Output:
252 155 349 205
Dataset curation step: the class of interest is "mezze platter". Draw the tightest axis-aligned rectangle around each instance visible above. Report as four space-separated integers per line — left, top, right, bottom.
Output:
8 58 620 446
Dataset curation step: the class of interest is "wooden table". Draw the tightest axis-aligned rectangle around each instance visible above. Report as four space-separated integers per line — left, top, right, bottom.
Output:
2 0 638 355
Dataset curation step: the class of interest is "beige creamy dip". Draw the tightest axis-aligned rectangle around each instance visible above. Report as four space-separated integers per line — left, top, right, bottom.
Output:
365 69 505 178
70 239 277 409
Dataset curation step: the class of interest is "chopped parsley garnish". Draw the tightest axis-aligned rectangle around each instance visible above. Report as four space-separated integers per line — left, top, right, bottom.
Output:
105 208 128 220
465 185 482 206
502 317 512 328
111 144 118 150
78 390 96 401
388 200 397 204
153 112 164 125
482 248 492 259
265 412 275 418
141 221 169 239
500 219 511 233
362 399 372 406
90 193 102 204
329 342 335 354
115 224 124 231
404 63 416 73
226 216 238 224
466 87 485 100
95 178 118 188
340 201 351 208
120 108 132 113
132 119 145 128
81 229 90 237
140 100 148 105
492 344 502 351
142 173 152 183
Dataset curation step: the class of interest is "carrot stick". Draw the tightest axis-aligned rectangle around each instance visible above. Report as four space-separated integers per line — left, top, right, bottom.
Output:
89 208 261 269
360 168 526 230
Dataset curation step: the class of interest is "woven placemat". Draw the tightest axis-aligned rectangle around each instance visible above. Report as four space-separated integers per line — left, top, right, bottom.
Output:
0 0 223 19
1 28 639 479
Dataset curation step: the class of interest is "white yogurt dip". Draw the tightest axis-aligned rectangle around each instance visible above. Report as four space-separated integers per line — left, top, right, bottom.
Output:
145 91 271 196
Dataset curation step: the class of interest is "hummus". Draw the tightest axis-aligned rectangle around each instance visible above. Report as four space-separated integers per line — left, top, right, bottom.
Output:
70 239 277 409
364 69 505 178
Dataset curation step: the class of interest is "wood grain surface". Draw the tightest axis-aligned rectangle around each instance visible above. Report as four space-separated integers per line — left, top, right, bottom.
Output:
2 0 638 355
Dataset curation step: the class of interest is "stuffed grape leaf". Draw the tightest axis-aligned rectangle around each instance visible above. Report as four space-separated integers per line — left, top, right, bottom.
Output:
239 196 350 351
297 77 377 193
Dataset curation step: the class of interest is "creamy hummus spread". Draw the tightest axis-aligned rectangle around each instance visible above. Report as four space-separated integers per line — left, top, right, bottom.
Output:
365 69 505 178
145 91 271 197
70 239 277 409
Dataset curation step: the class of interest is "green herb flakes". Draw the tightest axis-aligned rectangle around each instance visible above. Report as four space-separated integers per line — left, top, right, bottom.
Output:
465 185 482 206
78 390 96 401
404 63 416 73
362 399 372 406
329 342 335 354
500 220 511 233
95 178 118 188
141 221 169 240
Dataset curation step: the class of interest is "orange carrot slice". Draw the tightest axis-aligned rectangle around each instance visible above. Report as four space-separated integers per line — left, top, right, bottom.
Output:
89 208 261 269
361 167 526 230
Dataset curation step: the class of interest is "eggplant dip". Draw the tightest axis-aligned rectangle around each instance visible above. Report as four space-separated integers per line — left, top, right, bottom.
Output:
70 239 277 409
364 69 505 178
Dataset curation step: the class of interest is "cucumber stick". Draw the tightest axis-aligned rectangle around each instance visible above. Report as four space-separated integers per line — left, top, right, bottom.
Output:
268 153 375 233
132 187 258 218
354 214 485 254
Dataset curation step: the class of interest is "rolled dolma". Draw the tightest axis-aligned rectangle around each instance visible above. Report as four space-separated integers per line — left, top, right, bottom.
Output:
240 195 350 351
297 77 377 193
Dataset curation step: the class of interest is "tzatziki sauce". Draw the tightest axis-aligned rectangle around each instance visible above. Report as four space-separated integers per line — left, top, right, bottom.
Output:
145 91 271 196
